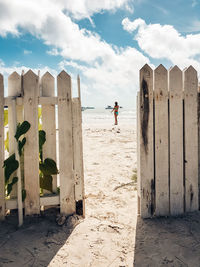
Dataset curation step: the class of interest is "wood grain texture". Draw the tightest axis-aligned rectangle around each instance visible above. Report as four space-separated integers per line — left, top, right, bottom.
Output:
139 64 154 218
24 70 40 215
57 71 75 215
184 66 198 212
154 64 169 216
169 66 184 215
8 72 22 198
41 72 57 193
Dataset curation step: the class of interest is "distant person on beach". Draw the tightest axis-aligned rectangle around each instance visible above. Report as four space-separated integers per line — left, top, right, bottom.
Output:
111 101 119 125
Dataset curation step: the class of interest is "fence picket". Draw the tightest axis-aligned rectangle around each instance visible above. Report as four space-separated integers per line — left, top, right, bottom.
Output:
154 65 169 216
0 74 4 220
41 72 57 193
57 71 75 215
137 92 141 215
169 66 184 215
24 70 40 215
184 66 198 212
72 98 85 214
8 72 22 198
139 64 154 218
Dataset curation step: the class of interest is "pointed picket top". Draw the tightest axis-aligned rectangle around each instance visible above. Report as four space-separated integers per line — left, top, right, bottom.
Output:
154 64 168 95
184 65 197 76
140 63 153 74
77 74 81 100
140 64 153 84
42 71 54 80
24 69 38 79
8 71 21 96
169 65 183 93
58 70 71 80
140 64 153 96
184 65 198 94
169 65 182 74
23 69 39 97
8 71 20 80
41 71 55 96
155 64 167 73
57 70 71 98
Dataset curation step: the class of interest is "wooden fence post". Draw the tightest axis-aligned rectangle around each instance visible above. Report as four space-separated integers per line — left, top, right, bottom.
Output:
72 97 85 216
11 99 23 226
24 70 40 215
57 71 75 215
8 72 22 198
154 64 169 216
137 92 141 215
184 66 198 212
41 72 57 193
169 66 184 215
0 74 5 220
139 64 154 218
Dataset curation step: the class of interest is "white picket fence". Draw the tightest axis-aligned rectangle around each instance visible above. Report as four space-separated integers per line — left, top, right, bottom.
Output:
137 64 200 218
0 70 85 225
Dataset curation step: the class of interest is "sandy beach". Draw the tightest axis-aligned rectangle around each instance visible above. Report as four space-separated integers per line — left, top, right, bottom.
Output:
0 110 200 266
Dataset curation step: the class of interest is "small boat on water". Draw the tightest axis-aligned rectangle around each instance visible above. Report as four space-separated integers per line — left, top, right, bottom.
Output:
86 106 95 109
105 105 113 110
105 105 123 109
81 106 95 111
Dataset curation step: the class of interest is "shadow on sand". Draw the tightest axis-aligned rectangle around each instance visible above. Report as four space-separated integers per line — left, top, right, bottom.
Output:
0 208 81 267
134 212 200 266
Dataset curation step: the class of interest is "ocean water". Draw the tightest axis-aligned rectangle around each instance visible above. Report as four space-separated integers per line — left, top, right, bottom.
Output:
82 108 136 127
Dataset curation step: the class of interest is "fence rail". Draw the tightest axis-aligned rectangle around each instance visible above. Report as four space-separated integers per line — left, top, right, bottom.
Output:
0 70 85 225
137 64 199 218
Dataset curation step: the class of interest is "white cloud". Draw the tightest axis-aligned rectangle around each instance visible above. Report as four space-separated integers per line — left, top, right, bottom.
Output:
122 17 200 73
0 0 149 107
122 18 145 32
62 0 134 19
0 0 126 62
192 0 198 7
24 50 32 55
60 47 151 107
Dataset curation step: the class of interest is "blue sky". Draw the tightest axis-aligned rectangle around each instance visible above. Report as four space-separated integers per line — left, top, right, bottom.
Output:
0 0 200 108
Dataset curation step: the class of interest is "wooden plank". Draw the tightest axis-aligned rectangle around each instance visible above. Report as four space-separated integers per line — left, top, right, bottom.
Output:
6 199 20 210
6 195 60 210
11 99 23 226
137 92 141 216
40 195 60 206
41 72 57 193
169 66 184 215
72 98 85 201
23 70 40 215
77 75 85 216
8 72 22 198
4 96 58 106
184 66 198 212
57 71 75 215
39 97 58 105
0 74 5 220
154 64 169 216
139 64 154 218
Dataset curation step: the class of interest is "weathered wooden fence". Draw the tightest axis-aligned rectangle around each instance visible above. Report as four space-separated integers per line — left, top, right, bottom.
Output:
137 64 200 218
0 70 85 225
